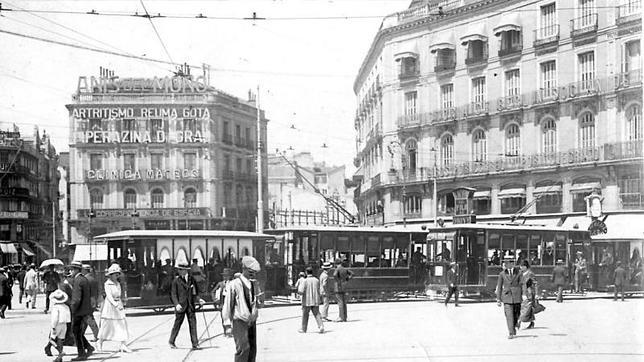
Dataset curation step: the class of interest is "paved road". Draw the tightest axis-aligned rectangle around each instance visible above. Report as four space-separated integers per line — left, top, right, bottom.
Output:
1 284 642 362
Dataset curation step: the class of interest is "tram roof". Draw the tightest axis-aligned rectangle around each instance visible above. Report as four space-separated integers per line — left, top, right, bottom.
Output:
422 223 588 233
266 225 427 234
267 223 587 234
93 229 276 241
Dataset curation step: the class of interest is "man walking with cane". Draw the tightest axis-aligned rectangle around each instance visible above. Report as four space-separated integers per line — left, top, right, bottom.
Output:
168 263 205 350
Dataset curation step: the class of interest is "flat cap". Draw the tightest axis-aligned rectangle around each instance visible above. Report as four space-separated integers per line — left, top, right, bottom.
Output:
241 256 261 272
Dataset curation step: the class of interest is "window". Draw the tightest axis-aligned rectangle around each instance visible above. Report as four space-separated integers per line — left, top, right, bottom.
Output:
224 155 231 173
579 0 595 27
235 124 241 141
223 120 230 138
505 70 520 97
441 84 454 110
404 92 417 119
406 139 417 172
539 3 557 38
90 189 103 210
473 130 487 162
246 159 253 176
626 105 642 140
151 119 163 132
578 52 595 90
151 189 164 208
403 194 422 215
619 176 643 209
467 40 487 61
245 127 252 145
184 152 197 169
314 174 328 184
540 61 557 98
183 119 196 133
124 189 137 209
441 134 454 166
500 30 522 52
625 40 641 73
224 183 232 206
472 77 486 105
505 124 521 156
151 153 163 170
236 158 242 175
123 154 136 171
399 57 418 77
438 192 455 215
236 184 243 207
501 195 526 214
435 49 456 70
123 119 135 132
184 188 197 208
542 119 557 154
579 112 595 149
89 154 102 170
246 187 254 208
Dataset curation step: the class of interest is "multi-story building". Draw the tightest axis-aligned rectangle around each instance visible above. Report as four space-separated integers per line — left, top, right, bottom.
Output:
353 0 642 230
0 128 59 264
66 71 268 245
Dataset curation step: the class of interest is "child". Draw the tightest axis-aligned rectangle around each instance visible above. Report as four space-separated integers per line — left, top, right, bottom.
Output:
45 289 71 362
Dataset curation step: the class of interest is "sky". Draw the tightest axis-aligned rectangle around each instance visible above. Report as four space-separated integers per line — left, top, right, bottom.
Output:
0 0 409 171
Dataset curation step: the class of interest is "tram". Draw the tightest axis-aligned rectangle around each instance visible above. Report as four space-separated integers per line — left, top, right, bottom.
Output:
589 233 644 294
92 230 289 311
424 223 592 298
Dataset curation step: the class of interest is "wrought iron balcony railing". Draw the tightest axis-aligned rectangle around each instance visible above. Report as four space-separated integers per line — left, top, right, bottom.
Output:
571 13 598 37
617 0 641 24
533 25 560 47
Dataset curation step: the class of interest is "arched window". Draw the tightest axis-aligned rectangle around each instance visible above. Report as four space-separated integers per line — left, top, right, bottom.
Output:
405 139 417 172
150 188 164 208
472 130 487 162
184 188 196 208
626 104 642 141
124 189 137 209
90 189 103 210
441 134 454 166
193 248 205 267
159 248 171 263
211 247 221 262
175 248 188 266
542 119 557 154
505 124 521 156
579 112 595 149
242 247 250 256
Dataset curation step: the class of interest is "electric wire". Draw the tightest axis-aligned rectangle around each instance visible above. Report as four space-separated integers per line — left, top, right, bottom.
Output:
138 0 175 66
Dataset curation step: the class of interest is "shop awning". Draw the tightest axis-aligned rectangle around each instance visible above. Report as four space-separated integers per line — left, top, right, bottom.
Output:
533 185 562 195
561 215 592 231
429 32 456 53
0 242 18 254
394 42 419 59
570 182 601 193
460 23 488 45
72 244 108 261
498 188 526 198
20 244 35 256
473 190 491 199
493 13 521 36
592 214 644 241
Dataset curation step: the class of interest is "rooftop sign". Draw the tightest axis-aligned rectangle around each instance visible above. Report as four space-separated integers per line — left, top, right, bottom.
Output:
77 75 210 94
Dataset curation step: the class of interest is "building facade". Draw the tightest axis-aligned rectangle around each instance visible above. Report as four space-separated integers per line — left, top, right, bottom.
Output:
353 0 642 226
67 73 268 245
0 129 60 264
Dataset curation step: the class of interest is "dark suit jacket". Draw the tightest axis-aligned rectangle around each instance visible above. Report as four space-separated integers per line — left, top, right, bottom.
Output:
496 267 525 304
171 275 199 312
43 270 60 292
71 274 92 316
0 274 10 297
333 265 354 293
445 268 457 287
552 266 568 286
614 267 628 286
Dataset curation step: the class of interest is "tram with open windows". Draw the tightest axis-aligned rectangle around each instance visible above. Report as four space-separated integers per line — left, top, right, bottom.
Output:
92 230 289 311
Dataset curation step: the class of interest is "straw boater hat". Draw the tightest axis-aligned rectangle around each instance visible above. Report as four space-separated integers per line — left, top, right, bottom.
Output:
50 289 68 304
322 262 332 269
105 264 122 276
68 261 83 269
175 263 190 270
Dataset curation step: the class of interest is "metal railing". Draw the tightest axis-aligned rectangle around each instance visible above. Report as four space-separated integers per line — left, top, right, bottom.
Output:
399 69 420 80
460 101 489 118
465 53 488 66
617 0 641 24
533 25 560 47
498 43 522 58
431 107 457 124
397 113 431 128
497 94 524 112
615 69 642 90
571 13 598 37
620 193 643 209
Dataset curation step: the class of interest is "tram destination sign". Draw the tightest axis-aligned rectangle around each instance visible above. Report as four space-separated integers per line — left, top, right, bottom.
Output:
78 207 210 219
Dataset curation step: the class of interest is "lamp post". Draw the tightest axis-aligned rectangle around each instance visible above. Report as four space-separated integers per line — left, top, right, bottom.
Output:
431 146 438 228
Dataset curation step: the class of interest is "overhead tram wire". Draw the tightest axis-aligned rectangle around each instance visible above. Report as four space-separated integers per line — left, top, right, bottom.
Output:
137 0 176 67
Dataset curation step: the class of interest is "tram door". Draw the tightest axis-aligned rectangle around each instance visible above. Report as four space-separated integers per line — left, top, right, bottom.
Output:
455 230 486 285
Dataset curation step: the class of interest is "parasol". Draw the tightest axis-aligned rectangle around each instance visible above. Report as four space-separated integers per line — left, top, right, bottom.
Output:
39 259 64 269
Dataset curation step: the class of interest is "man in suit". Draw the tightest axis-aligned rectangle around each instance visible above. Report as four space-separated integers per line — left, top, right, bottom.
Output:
614 260 628 301
496 256 525 339
43 265 61 313
332 258 353 322
444 262 459 307
298 267 324 333
0 267 10 318
69 261 94 361
169 263 205 350
16 264 26 304
82 264 99 341
223 256 261 362
319 262 332 321
552 259 568 303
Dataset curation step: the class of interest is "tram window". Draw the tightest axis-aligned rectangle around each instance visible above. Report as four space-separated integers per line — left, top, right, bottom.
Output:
211 247 221 263
193 248 205 267
554 234 566 263
542 233 555 266
351 237 366 267
266 243 282 266
242 247 250 257
488 233 501 265
395 237 408 267
530 235 541 266
159 248 171 264
308 235 318 263
436 241 452 261
175 248 188 267
320 234 334 263
381 237 394 268
366 236 381 267
501 235 514 259
515 235 528 265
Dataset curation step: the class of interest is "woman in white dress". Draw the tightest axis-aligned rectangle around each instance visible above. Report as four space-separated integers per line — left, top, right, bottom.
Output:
97 264 131 353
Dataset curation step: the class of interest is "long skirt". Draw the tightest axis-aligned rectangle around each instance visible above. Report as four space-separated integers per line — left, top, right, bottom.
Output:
98 317 129 342
519 299 535 323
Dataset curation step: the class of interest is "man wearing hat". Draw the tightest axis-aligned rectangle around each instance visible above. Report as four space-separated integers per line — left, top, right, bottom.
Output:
82 264 99 341
551 259 568 303
212 268 233 328
495 256 525 339
69 261 95 360
332 258 353 322
24 263 39 309
613 260 628 301
223 256 261 362
444 261 459 307
169 263 205 350
319 262 332 321
574 251 587 293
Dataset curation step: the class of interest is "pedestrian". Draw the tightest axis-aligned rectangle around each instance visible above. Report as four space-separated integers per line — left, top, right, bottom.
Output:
552 259 567 303
574 251 587 293
43 265 61 314
319 262 332 321
297 267 325 334
81 264 100 341
17 264 26 304
69 261 95 361
24 263 39 309
97 264 131 353
613 261 627 302
0 267 10 318
519 260 538 329
44 289 71 362
168 263 205 350
5 265 14 310
211 268 233 328
332 258 353 322
444 261 459 307
293 272 305 300
495 256 525 339
222 256 261 362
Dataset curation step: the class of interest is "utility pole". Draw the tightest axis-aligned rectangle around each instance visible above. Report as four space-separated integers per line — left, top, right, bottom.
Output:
432 146 438 228
256 85 264 233
52 200 56 257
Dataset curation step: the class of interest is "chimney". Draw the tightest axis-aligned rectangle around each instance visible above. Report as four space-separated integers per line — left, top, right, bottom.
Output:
248 90 256 104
